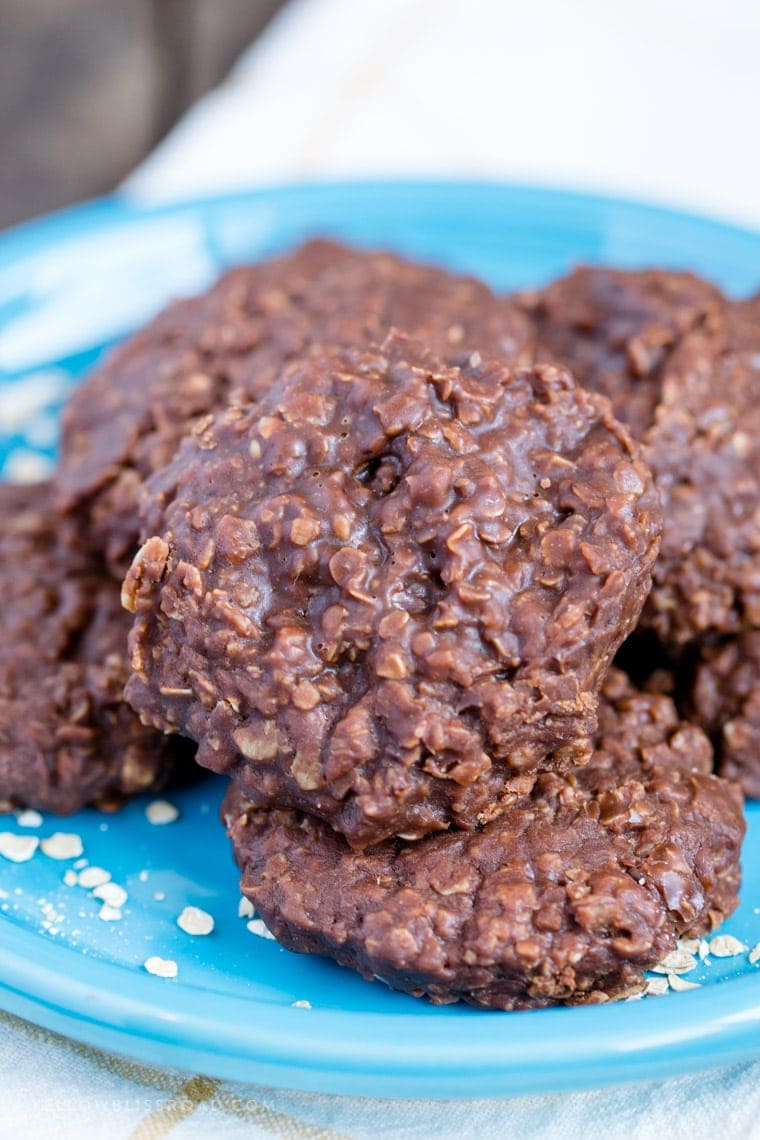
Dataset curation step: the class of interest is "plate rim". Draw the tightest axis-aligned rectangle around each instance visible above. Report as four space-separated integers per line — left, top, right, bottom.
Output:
2 895 760 1098
2 176 760 265
1 178 760 1099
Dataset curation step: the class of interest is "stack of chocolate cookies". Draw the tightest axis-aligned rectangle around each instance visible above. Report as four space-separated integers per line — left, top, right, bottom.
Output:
4 240 752 1009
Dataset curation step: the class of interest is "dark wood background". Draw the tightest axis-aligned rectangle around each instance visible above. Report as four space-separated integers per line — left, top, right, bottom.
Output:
1 0 285 229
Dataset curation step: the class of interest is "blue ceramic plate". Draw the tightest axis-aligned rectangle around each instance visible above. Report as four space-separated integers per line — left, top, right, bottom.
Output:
0 182 760 1100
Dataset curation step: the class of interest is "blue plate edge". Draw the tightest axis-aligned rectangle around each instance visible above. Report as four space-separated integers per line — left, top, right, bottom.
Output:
2 176 759 262
1 179 760 1097
2 918 760 1099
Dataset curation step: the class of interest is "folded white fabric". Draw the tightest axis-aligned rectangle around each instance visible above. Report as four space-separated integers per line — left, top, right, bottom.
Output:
127 0 760 229
3 1009 760 1140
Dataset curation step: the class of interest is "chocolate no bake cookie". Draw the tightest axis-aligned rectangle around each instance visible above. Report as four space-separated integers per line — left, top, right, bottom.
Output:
524 266 723 437
224 669 744 1010
642 297 760 644
124 332 661 847
0 482 178 813
527 271 760 648
691 632 760 799
58 240 533 575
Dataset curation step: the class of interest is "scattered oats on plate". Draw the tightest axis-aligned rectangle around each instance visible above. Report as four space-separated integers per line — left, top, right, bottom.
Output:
709 935 747 958
97 904 122 922
668 975 701 992
16 810 42 828
77 866 111 889
92 882 127 908
0 834 39 863
145 800 179 826
144 956 178 978
40 833 83 860
247 918 276 941
651 949 698 975
177 905 214 936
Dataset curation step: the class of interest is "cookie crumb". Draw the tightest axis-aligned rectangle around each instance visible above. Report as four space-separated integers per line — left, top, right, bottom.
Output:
144 956 178 978
16 810 42 828
291 999 312 1009
238 897 255 919
40 833 83 860
62 870 77 887
145 800 179 825
748 943 760 965
677 937 701 954
0 833 39 863
708 934 747 958
177 905 214 936
153 891 165 902
138 870 149 882
247 918 276 941
644 977 669 997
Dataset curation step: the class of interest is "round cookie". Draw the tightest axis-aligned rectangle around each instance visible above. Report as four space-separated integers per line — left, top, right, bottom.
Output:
0 482 179 813
642 296 760 644
58 240 534 575
691 632 760 799
224 669 744 1011
526 270 760 646
124 332 661 847
524 266 723 437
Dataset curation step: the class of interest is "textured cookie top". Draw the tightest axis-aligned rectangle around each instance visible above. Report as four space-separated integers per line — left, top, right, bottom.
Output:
526 269 760 645
643 297 760 643
0 482 177 813
58 240 533 574
225 669 744 1011
124 333 661 846
525 266 722 437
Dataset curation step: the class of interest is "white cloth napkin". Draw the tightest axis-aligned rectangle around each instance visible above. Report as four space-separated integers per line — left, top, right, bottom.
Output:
5 1 760 1135
127 0 760 230
3 1008 760 1140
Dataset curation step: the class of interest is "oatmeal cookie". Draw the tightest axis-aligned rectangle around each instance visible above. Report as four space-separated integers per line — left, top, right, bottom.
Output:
124 334 661 846
224 669 743 1010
